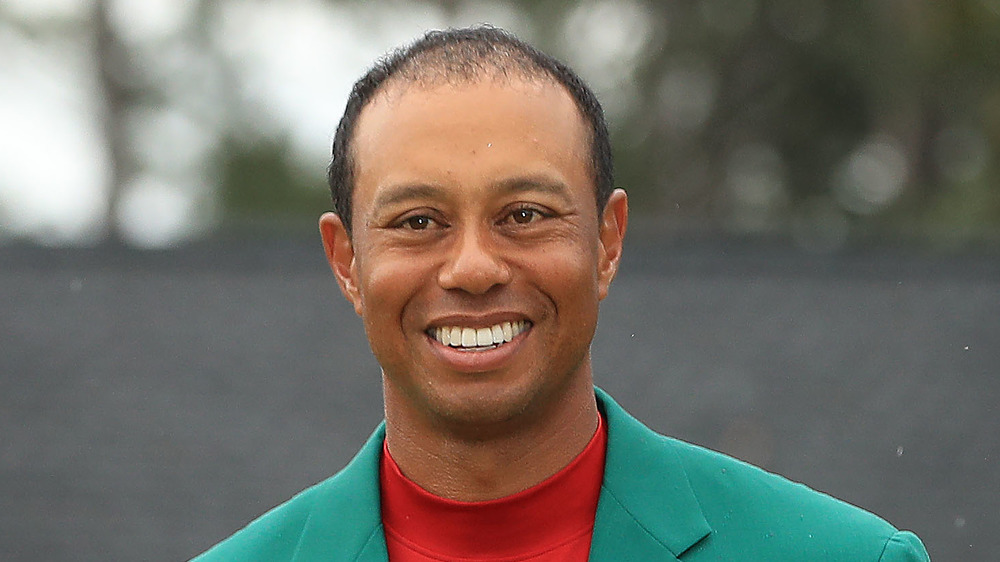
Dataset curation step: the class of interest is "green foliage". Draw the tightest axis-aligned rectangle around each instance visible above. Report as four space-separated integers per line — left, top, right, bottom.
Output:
218 137 330 223
208 0 1000 244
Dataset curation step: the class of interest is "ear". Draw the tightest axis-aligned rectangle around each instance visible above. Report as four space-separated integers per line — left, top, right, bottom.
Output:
319 212 364 316
597 189 628 300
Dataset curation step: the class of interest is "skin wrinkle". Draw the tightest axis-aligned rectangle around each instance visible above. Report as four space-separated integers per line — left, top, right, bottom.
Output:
388 377 598 500
335 72 607 237
368 176 578 232
320 76 627 502
327 28 615 242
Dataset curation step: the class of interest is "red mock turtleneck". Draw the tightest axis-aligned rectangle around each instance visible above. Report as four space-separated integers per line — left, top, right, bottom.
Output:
379 416 607 561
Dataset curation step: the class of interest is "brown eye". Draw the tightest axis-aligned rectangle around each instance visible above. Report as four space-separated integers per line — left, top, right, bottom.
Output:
403 216 432 230
511 208 537 224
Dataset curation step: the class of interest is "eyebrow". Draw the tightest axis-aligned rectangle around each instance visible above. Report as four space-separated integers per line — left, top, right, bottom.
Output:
371 183 447 209
493 175 574 204
370 174 574 210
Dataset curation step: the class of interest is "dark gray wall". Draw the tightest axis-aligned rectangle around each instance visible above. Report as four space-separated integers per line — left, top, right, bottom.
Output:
2 237 996 561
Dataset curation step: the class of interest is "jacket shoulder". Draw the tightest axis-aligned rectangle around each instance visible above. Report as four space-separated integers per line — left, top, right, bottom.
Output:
189 425 386 562
665 437 927 560
190 479 328 562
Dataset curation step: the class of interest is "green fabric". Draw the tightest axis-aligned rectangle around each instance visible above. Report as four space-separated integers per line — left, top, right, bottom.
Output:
589 389 929 561
192 388 930 561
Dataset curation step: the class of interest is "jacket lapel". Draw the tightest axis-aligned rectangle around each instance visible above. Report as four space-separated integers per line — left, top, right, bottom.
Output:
287 389 710 561
590 389 713 560
291 425 388 562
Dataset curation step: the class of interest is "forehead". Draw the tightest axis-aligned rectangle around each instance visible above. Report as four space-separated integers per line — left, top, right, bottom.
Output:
350 77 591 193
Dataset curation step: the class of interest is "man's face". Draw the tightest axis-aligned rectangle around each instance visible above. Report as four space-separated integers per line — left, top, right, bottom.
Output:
320 77 627 431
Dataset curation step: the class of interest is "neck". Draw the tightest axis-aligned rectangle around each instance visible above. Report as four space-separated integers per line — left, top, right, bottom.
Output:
382 375 599 502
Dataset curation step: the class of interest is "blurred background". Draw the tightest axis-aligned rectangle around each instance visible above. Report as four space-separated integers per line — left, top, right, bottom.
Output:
1 0 998 560
2 0 999 247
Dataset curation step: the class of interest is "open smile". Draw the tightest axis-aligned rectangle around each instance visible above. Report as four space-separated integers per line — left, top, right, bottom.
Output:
427 320 532 351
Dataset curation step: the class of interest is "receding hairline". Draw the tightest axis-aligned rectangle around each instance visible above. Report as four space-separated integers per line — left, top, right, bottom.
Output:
368 49 572 111
348 72 596 225
368 70 579 118
328 26 615 236
352 65 595 175
387 31 553 84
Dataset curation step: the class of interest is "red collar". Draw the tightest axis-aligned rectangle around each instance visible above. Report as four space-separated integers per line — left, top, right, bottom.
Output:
380 416 607 560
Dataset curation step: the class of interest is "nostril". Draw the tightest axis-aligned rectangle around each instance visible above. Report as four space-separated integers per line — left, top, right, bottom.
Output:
438 236 511 294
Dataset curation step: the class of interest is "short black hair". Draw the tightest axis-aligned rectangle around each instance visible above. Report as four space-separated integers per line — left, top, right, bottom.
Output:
327 26 614 236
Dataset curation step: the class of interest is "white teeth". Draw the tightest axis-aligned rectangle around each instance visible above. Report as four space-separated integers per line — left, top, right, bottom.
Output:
476 327 492 346
432 320 530 349
462 327 477 347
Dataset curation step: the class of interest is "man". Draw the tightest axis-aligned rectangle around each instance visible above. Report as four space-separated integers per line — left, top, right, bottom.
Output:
194 27 929 561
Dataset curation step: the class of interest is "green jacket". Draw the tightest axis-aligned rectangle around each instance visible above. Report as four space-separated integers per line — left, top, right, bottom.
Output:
193 389 929 561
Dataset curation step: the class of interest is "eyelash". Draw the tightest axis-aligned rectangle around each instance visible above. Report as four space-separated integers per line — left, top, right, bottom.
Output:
503 205 550 225
399 215 436 230
391 204 553 231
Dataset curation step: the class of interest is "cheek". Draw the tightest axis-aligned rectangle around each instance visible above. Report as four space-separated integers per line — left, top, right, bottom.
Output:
357 251 435 323
540 256 596 292
519 238 602 314
356 259 419 368
532 248 602 363
538 234 601 285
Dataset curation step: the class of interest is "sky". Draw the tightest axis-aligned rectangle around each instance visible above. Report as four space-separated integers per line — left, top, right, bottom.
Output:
2 1 997 248
0 0 444 246
0 0 555 246
0 0 681 247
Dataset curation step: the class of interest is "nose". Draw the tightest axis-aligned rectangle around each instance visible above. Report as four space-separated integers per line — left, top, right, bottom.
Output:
438 226 511 294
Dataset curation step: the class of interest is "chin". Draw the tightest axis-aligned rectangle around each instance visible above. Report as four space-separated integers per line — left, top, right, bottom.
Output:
410 375 551 434
437 381 533 421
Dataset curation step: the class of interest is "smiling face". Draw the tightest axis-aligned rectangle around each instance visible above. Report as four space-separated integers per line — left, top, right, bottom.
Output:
320 77 627 435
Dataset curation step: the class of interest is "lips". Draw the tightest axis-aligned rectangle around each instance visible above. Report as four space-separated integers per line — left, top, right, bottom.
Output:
429 320 531 350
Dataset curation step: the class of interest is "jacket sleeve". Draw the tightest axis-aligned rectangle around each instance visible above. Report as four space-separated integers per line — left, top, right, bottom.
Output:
878 530 930 562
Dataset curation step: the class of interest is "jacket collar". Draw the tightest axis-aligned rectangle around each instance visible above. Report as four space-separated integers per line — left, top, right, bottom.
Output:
291 425 388 562
292 388 712 561
590 388 712 560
